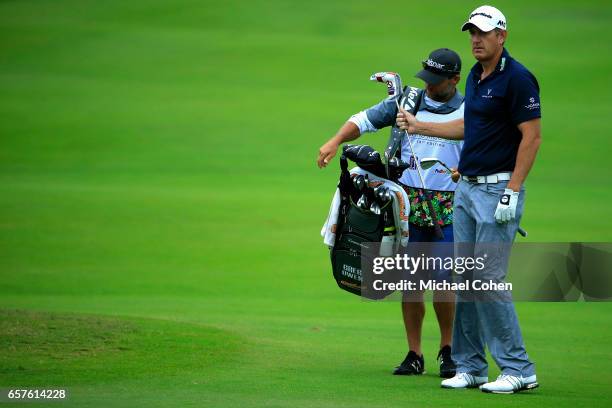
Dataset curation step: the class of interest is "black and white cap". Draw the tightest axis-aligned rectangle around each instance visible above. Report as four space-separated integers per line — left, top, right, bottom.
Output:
461 5 507 32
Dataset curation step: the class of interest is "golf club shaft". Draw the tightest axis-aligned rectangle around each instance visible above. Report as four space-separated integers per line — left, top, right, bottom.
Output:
439 162 453 173
395 100 444 239
395 100 427 189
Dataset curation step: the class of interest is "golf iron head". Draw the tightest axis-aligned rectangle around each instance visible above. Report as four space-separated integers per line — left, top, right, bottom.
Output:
379 187 392 203
387 157 410 181
374 186 390 202
362 174 370 189
356 194 368 210
420 157 452 173
353 174 365 192
369 202 381 215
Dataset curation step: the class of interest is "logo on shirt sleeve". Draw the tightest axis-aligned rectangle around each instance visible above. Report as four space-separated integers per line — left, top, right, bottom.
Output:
524 96 540 110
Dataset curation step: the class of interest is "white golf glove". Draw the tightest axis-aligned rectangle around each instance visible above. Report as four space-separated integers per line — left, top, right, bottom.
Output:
494 188 519 223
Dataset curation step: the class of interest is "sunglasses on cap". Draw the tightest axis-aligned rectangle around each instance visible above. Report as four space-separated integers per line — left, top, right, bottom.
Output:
421 59 460 76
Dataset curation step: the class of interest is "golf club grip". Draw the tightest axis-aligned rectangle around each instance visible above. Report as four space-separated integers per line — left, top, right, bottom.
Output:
518 227 527 237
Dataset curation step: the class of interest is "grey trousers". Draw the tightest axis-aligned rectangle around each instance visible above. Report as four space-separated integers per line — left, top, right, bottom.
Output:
452 180 535 377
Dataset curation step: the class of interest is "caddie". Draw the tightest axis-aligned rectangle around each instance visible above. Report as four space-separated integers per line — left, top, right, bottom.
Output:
318 48 465 378
396 5 542 394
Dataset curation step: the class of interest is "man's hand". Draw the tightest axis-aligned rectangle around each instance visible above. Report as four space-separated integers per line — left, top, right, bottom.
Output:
396 105 418 133
317 122 361 169
494 188 520 223
317 140 340 168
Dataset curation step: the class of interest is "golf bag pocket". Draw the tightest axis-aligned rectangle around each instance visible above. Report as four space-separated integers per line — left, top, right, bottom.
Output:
344 201 387 239
331 201 394 299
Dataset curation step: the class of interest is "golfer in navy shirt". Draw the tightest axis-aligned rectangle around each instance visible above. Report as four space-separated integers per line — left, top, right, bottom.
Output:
397 5 541 394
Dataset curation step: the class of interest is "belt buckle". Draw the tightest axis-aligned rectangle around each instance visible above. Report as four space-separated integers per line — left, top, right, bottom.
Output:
466 176 479 183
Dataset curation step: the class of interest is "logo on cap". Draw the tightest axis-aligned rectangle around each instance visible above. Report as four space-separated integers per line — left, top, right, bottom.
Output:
424 59 445 70
471 12 492 19
468 12 506 29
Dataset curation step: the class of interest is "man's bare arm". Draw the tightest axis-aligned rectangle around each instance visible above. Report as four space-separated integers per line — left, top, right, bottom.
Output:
396 106 464 140
317 121 360 168
507 118 542 192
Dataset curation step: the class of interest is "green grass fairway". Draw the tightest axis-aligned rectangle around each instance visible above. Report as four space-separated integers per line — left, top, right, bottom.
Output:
1 1 612 407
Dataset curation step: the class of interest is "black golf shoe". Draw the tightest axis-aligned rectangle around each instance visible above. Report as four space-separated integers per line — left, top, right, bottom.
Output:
437 345 456 378
393 351 425 375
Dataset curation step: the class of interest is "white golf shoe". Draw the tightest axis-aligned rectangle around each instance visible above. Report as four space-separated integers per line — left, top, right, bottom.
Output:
441 372 488 389
480 374 539 394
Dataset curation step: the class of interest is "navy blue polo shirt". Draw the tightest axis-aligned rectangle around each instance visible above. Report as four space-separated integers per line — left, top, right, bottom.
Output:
459 48 541 176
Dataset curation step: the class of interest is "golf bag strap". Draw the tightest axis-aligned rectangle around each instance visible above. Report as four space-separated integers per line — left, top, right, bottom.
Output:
384 87 424 161
339 155 351 194
396 86 424 159
398 86 424 121
333 155 352 247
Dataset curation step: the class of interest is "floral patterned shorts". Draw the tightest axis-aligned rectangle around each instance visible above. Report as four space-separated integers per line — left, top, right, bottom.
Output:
401 185 455 227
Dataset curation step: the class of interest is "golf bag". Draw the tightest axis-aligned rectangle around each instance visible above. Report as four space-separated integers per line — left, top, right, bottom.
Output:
324 146 410 299
322 83 424 298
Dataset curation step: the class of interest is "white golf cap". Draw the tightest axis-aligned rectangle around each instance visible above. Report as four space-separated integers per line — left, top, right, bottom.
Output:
461 5 507 32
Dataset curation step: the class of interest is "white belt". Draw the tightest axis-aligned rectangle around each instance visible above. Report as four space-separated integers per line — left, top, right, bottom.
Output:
461 172 512 184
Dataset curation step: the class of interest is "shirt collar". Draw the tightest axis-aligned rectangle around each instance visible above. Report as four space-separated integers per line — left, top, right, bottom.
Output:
420 90 464 113
470 48 511 78
444 90 464 109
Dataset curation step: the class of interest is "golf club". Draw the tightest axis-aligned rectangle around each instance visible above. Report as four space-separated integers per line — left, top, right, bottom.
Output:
382 189 392 203
370 72 405 180
353 174 365 192
387 156 410 181
369 201 381 215
374 186 391 203
371 72 443 239
394 99 445 239
420 157 453 173
356 194 368 210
